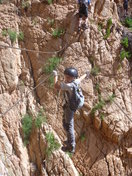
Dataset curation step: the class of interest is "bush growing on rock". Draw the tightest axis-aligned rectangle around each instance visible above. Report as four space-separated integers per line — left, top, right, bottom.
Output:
22 0 30 10
35 110 46 129
2 29 24 43
22 114 33 145
120 37 131 61
44 57 62 74
124 17 132 30
47 0 53 5
120 49 131 61
121 37 129 48
103 18 112 40
52 28 64 38
91 66 100 76
22 110 46 145
45 132 61 157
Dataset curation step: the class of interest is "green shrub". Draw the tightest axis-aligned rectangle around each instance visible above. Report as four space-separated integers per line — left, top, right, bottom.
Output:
107 18 112 28
98 22 103 32
98 94 102 102
91 66 100 76
0 0 2 4
120 37 131 62
80 133 86 142
95 83 100 94
2 29 8 36
104 28 111 39
91 100 105 115
124 17 132 30
121 37 129 48
35 110 46 129
120 50 131 61
21 110 46 145
48 75 54 87
107 93 116 103
104 18 112 39
47 18 55 26
22 0 30 9
2 29 24 43
7 29 17 43
44 57 62 74
52 28 64 38
46 132 61 157
88 56 94 66
22 114 33 145
47 0 52 4
18 31 24 41
100 113 104 120
91 92 116 119
91 93 116 118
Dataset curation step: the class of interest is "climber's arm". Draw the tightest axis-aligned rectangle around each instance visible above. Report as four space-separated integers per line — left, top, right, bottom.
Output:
78 71 90 82
53 71 61 90
53 71 72 90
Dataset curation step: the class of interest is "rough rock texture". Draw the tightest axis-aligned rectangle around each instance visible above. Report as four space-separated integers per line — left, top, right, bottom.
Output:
0 0 132 176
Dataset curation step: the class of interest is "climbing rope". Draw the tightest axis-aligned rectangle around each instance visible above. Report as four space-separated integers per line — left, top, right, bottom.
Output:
0 54 131 121
1 43 131 79
0 73 53 118
0 44 67 54
0 28 80 117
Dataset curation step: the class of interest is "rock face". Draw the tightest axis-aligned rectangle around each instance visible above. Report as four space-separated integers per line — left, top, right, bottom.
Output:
0 0 132 176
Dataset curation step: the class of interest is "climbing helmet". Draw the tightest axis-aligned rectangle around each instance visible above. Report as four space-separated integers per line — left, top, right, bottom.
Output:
64 67 78 78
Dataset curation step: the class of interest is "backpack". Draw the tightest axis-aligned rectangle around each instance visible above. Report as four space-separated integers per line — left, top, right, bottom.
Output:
69 82 84 111
79 0 90 6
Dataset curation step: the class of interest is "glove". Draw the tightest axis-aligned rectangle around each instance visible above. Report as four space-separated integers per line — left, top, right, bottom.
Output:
53 70 58 76
85 71 90 78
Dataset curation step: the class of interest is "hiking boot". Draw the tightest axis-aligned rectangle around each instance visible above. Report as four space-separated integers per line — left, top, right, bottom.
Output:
61 145 75 154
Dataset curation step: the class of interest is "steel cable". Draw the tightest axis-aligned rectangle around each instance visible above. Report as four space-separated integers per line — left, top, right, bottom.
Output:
0 73 52 117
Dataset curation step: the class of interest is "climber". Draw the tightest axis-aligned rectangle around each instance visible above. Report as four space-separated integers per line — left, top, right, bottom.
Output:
123 0 129 16
53 68 89 153
78 0 91 32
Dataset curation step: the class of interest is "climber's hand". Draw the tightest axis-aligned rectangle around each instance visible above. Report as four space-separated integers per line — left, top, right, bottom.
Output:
53 70 58 76
85 71 90 79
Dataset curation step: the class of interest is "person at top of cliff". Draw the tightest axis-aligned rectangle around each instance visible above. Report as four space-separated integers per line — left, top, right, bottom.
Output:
53 68 89 153
78 0 91 32
123 0 129 16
